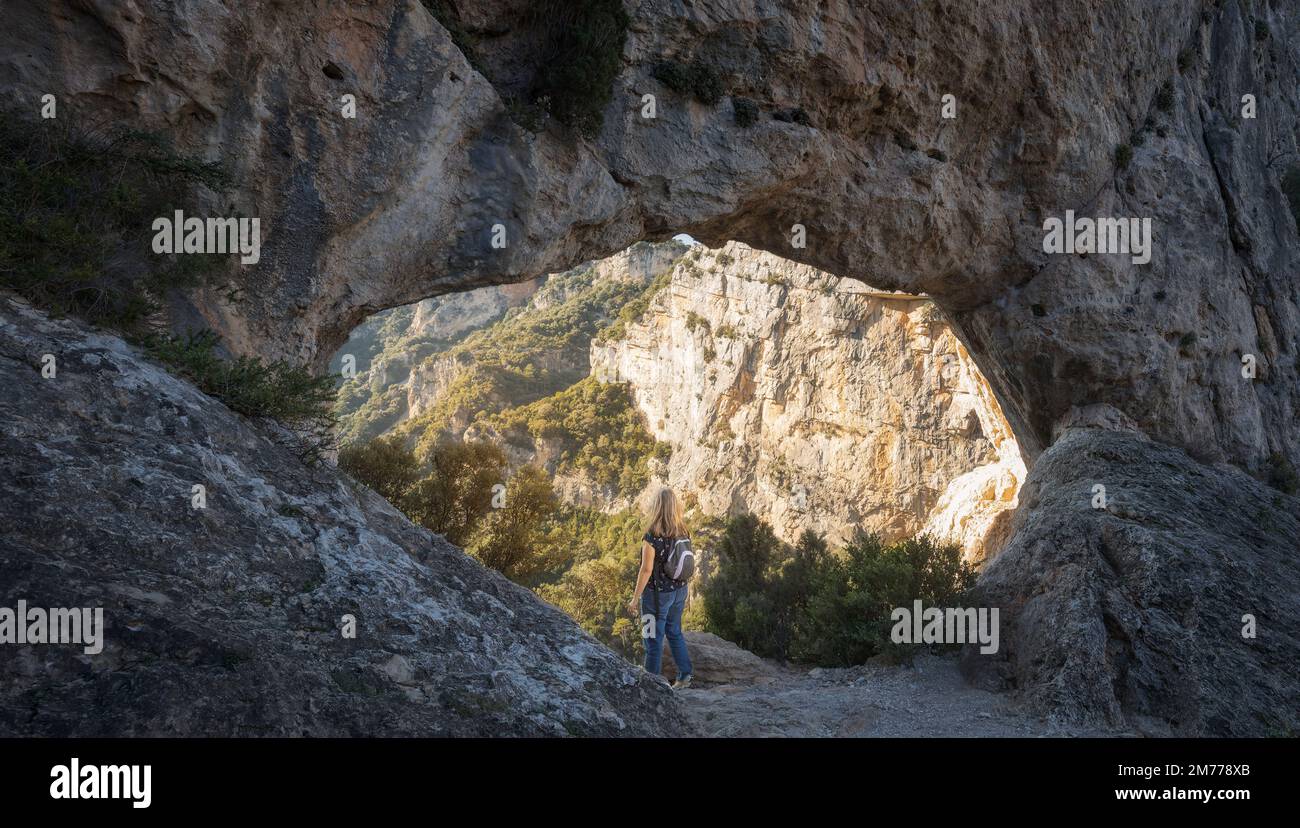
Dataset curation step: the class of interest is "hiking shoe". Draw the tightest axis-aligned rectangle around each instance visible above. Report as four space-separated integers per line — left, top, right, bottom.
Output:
671 674 692 690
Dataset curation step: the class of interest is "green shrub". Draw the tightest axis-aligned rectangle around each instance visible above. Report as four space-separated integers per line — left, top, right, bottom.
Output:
732 96 759 127
798 533 977 665
699 516 976 666
1155 81 1175 113
653 58 724 105
528 0 630 137
466 464 560 582
684 310 711 335
535 507 645 657
144 331 338 457
338 435 421 504
651 60 692 95
0 115 230 333
340 432 561 582
1115 143 1134 170
426 0 630 138
1281 165 1300 233
700 519 835 661
699 514 790 655
404 439 507 546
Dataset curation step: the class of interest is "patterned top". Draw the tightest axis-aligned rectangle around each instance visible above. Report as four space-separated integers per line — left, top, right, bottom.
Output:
643 531 683 591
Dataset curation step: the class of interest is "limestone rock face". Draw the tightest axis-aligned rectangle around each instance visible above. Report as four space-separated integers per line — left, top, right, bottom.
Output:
5 0 1295 479
356 239 681 431
592 242 1023 557
410 281 542 343
963 426 1300 736
0 296 690 737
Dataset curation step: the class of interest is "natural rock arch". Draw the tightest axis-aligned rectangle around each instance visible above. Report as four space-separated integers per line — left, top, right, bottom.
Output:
5 0 1297 734
8 0 1296 476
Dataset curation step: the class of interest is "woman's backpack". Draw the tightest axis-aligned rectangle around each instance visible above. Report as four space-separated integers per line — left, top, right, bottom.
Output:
659 537 696 584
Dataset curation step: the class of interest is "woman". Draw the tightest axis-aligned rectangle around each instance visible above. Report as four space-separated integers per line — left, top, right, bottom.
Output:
627 488 694 688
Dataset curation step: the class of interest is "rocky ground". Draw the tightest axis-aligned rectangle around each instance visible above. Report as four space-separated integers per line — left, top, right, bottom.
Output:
682 658 1118 739
665 632 1117 738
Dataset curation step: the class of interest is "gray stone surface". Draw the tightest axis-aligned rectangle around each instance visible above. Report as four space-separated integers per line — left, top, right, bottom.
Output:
679 653 1114 738
963 426 1300 736
0 296 692 736
3 1 1295 477
1 0 1297 737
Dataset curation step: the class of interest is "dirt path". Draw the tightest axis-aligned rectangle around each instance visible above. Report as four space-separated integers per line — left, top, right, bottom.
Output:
677 653 1119 737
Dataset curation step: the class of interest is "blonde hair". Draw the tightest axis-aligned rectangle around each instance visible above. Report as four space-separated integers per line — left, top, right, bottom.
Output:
645 488 689 538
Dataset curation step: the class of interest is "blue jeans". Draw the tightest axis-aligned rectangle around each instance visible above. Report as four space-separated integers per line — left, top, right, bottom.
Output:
641 585 692 678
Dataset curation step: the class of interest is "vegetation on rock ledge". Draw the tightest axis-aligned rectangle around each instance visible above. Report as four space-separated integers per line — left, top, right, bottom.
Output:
145 331 338 459
0 113 338 454
0 114 230 332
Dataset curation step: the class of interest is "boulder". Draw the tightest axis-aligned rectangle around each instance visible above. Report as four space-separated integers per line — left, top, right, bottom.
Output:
0 296 692 737
661 631 777 686
963 427 1300 736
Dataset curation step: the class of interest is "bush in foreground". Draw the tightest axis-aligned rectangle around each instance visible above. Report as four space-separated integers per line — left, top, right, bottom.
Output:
700 515 977 666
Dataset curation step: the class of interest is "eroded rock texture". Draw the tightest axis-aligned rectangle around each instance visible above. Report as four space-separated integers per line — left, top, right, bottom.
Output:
964 425 1300 736
592 241 1023 557
3 0 1299 735
5 0 1296 475
0 297 689 736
